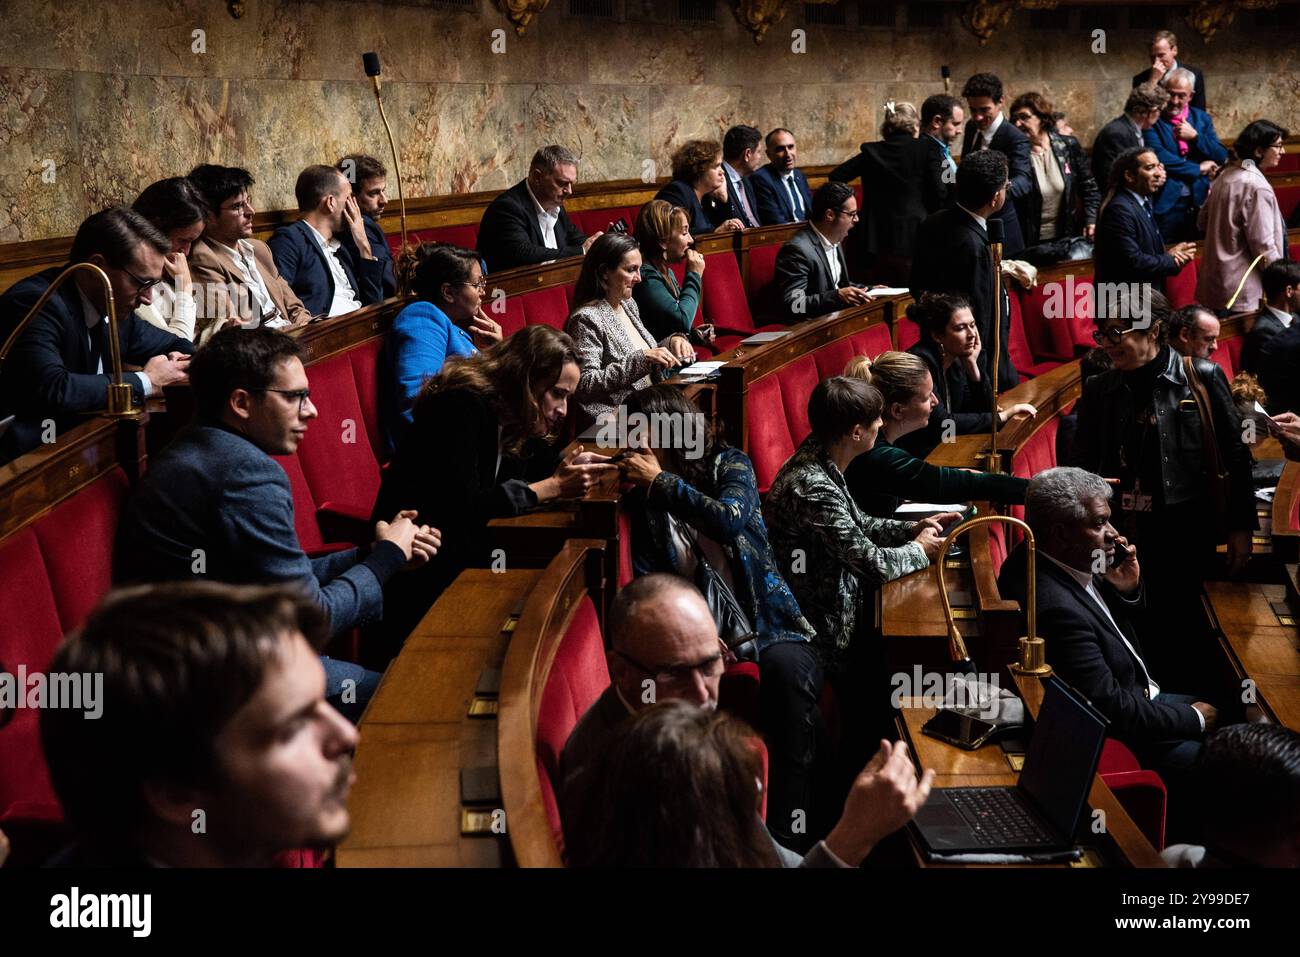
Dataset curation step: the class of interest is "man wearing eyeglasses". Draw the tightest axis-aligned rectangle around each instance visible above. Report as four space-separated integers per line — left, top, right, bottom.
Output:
775 181 872 322
0 206 194 463
115 327 440 722
560 573 936 867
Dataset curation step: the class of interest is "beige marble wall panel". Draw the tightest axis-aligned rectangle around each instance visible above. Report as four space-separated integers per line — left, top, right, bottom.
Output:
0 69 82 242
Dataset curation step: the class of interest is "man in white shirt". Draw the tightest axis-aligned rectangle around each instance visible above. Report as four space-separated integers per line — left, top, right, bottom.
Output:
775 182 871 321
998 467 1217 778
959 72 1033 256
1244 258 1300 375
269 165 386 319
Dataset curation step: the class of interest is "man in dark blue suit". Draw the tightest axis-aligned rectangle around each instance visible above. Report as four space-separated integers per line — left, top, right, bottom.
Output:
720 125 764 230
1132 30 1206 112
752 128 814 225
1095 146 1197 292
919 94 964 213
113 328 440 719
337 153 396 298
0 207 193 463
960 72 1032 257
269 165 386 318
1143 70 1226 241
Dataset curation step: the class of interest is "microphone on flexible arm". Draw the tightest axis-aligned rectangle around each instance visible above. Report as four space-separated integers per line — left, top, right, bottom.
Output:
941 65 951 93
362 51 410 290
983 217 1006 474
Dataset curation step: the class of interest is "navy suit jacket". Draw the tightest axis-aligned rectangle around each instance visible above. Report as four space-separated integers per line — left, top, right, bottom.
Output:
1133 64 1206 112
999 545 1203 748
1094 189 1180 290
1091 115 1145 196
339 214 396 299
0 266 193 463
722 166 761 229
654 179 727 235
960 119 1032 256
113 423 405 638
751 164 813 225
476 179 587 274
268 218 384 318
1143 109 1227 217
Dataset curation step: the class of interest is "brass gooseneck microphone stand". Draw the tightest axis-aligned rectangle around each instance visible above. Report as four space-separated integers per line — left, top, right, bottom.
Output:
363 52 411 293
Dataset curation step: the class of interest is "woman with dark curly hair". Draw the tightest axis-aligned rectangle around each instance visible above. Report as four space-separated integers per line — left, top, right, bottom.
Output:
654 139 744 235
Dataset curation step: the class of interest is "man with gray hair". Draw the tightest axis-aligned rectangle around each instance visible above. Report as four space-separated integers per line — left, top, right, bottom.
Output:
998 466 1217 778
1142 67 1226 241
476 145 599 272
1091 83 1169 194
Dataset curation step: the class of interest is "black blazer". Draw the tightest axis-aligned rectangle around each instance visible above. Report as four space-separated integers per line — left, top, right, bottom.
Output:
1132 64 1205 112
1093 189 1179 291
268 218 384 317
476 179 587 274
722 166 761 229
371 387 562 634
909 208 1019 391
1017 132 1101 250
1252 319 1300 414
829 133 931 260
751 164 813 225
999 545 1204 748
338 214 396 299
774 224 852 321
918 134 957 213
960 118 1033 256
1241 308 1294 377
1091 115 1145 197
654 179 726 235
0 266 194 463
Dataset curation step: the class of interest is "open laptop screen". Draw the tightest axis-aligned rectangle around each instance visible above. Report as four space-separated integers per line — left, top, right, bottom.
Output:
1018 676 1109 839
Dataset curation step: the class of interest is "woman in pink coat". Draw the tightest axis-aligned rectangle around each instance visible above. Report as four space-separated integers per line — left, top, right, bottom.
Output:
1197 120 1289 313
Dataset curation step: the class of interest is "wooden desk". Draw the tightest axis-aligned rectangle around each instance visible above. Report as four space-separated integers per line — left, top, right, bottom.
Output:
897 696 1165 868
1203 580 1300 730
337 567 542 867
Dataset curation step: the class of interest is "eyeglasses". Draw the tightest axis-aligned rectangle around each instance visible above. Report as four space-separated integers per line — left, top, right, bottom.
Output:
457 279 488 291
252 387 312 411
837 208 860 221
614 644 728 687
120 265 163 296
1091 326 1147 345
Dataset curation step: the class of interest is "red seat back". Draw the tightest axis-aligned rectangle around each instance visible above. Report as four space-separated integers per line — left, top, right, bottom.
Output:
701 252 755 333
348 338 386 462
1165 259 1198 309
533 597 609 854
746 375 796 493
272 452 326 552
297 354 381 517
1273 185 1300 223
1209 341 1236 379
521 287 571 330
425 224 479 249
1007 291 1038 376
776 356 819 446
847 324 892 358
896 318 921 351
1020 283 1077 362
1217 334 1243 379
811 338 857 380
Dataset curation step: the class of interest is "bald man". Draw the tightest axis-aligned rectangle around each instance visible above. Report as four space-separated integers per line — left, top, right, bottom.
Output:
559 573 934 866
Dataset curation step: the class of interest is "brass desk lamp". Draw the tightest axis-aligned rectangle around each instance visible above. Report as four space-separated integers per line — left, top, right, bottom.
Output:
935 513 1050 676
0 263 140 418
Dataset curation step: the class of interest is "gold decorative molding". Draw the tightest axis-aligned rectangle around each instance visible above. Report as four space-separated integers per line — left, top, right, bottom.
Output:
1188 0 1278 42
962 0 1059 45
729 0 839 45
495 0 552 36
227 0 245 19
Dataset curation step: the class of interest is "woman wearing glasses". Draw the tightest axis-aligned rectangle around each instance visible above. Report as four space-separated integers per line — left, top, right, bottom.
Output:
1196 119 1290 314
616 384 825 853
382 243 502 452
1071 287 1255 691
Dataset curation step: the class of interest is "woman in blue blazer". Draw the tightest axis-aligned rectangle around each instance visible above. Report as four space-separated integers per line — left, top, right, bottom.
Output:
655 139 744 236
382 243 502 452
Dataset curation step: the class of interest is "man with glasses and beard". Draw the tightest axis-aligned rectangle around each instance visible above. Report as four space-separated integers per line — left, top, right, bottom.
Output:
0 206 193 463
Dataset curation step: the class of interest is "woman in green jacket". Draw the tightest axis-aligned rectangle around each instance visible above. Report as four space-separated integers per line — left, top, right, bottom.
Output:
842 351 1029 517
632 199 709 344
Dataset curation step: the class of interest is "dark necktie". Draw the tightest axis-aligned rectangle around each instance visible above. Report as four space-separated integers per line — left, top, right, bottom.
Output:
87 319 106 374
785 176 804 219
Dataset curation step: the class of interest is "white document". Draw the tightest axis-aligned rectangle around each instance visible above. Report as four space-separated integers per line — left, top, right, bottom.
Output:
676 360 726 376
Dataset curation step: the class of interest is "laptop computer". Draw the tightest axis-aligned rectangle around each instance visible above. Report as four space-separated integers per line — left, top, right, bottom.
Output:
911 674 1109 858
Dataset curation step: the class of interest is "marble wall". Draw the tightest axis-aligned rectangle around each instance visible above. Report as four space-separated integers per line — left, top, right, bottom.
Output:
1 0 1296 242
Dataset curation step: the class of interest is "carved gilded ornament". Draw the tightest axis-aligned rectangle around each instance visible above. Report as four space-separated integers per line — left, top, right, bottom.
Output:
729 0 839 44
1188 0 1278 42
962 0 1059 45
496 0 552 36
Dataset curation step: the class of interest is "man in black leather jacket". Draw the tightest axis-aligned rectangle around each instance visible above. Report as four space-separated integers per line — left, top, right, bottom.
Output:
1069 287 1255 692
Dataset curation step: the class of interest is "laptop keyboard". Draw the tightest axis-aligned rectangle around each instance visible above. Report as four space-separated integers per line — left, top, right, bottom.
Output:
946 788 1056 847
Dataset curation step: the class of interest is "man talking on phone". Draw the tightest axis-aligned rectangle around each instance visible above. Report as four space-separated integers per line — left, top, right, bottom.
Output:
997 467 1220 789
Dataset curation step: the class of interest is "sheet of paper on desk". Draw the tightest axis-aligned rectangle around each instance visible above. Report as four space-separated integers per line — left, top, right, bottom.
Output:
676 360 726 376
739 331 789 345
895 502 965 516
867 287 909 297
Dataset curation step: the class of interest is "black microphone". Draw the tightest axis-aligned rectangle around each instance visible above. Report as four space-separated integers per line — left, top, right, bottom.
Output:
362 52 381 77
941 64 951 92
987 218 1003 244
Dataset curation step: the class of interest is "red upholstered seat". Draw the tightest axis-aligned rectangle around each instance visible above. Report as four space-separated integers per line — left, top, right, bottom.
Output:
1274 153 1300 174
1098 739 1167 850
1020 283 1077 363
746 375 797 493
896 318 920 351
296 354 382 544
1218 335 1243 378
745 243 783 322
1165 259 1198 309
1209 341 1235 379
425 224 479 249
847 324 892 358
533 596 609 856
492 289 528 337
1274 185 1300 223
0 529 65 823
616 503 635 589
348 338 386 463
776 356 819 446
272 452 326 552
811 338 857 380
521 287 571 330
1008 291 1062 378
701 252 758 335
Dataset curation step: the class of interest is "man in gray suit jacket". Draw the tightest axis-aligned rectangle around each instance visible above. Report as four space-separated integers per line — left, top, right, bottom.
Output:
774 182 872 322
114 328 440 717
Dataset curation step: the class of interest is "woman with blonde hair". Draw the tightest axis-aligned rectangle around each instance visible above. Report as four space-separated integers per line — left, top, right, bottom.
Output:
828 101 929 284
842 351 1028 517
